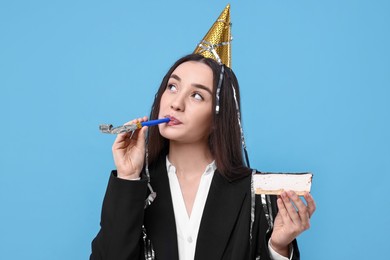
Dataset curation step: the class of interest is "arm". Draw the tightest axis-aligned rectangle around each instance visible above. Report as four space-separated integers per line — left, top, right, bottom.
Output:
90 171 148 260
91 117 151 259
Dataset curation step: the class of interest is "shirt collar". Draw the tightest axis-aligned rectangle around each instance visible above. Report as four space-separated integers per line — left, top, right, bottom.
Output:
166 156 216 176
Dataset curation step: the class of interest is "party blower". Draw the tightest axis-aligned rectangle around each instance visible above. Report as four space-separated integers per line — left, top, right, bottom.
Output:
99 118 170 134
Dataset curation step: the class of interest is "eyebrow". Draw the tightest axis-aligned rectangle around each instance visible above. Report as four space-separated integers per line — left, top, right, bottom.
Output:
169 74 213 95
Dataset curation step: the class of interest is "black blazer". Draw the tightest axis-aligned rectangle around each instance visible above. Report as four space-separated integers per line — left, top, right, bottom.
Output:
90 157 300 260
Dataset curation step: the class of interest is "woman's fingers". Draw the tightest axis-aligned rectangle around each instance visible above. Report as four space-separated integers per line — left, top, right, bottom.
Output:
277 192 306 228
112 117 149 154
280 191 313 231
304 192 316 218
281 191 302 225
276 196 292 224
113 133 129 150
113 119 137 149
114 117 149 144
272 192 316 250
112 116 149 178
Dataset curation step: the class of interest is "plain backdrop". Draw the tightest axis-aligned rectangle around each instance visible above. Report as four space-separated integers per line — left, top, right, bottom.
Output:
1 0 389 259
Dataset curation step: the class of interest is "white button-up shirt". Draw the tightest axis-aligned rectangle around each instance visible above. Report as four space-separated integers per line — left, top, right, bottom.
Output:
167 157 216 260
166 157 292 260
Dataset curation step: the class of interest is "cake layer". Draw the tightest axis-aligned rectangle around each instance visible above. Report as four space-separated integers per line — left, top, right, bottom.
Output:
254 172 313 195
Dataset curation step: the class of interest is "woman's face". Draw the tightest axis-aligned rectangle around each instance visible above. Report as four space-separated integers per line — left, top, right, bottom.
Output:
158 61 214 145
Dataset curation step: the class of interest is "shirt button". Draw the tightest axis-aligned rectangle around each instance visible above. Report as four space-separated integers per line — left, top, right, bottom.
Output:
187 236 193 243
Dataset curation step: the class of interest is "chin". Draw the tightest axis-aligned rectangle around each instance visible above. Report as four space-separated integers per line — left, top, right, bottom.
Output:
160 132 182 142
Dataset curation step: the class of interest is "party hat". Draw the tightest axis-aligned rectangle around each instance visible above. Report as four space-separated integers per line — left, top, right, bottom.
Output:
194 4 232 68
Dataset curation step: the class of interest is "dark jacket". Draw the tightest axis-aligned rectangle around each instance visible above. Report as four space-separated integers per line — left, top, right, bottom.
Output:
90 156 300 260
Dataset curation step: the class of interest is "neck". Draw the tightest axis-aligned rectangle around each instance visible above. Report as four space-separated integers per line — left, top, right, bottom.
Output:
168 141 213 177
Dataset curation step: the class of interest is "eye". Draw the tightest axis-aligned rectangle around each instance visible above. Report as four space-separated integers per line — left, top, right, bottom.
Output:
192 92 204 101
167 84 178 92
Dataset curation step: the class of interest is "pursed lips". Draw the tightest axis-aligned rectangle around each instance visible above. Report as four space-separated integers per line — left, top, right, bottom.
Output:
166 115 182 126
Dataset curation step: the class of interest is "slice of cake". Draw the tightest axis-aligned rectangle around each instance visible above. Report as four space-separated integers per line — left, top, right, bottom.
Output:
253 172 313 195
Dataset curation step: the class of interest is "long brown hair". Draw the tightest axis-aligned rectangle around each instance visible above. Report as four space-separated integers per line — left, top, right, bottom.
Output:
147 54 251 181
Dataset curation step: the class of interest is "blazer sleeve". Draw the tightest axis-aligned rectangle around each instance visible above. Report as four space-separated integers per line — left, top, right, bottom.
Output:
90 171 149 260
253 195 300 260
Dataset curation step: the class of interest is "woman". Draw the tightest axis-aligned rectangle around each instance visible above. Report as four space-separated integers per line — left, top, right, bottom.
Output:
90 54 316 260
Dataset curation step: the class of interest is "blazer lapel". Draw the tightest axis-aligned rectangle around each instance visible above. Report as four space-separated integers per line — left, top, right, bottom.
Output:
195 171 249 260
144 158 179 260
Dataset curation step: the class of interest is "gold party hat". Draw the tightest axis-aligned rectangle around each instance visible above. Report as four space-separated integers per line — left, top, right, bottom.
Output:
194 4 232 68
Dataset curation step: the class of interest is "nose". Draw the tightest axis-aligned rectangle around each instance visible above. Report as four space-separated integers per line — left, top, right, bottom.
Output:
170 94 185 112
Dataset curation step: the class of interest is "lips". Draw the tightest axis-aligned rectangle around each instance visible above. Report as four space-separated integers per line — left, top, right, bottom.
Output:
166 116 182 126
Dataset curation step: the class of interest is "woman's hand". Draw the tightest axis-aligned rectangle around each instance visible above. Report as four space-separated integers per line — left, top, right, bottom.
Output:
112 116 149 180
270 191 316 257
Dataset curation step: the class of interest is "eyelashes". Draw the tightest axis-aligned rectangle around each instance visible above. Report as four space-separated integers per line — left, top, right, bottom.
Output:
167 84 178 92
192 92 204 101
166 83 205 101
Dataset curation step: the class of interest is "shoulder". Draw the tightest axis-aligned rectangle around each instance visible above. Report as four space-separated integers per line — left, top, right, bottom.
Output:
217 166 253 183
213 168 254 193
145 154 167 178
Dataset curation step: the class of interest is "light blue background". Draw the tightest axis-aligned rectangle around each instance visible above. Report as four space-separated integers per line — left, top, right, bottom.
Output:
1 1 389 259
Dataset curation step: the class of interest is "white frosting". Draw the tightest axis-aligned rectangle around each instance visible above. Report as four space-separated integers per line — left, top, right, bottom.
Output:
254 173 312 195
